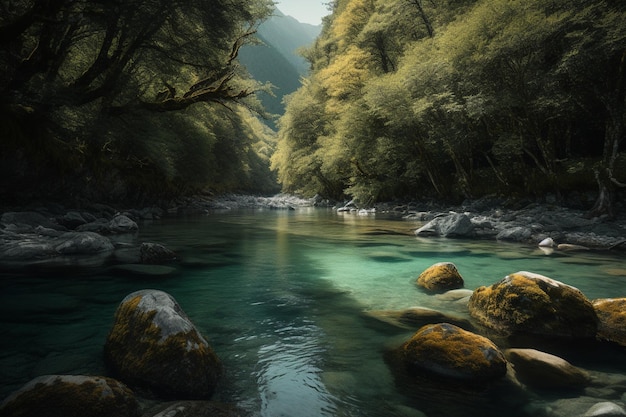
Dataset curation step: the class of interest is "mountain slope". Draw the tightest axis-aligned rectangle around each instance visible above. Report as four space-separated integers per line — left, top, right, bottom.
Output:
239 9 321 126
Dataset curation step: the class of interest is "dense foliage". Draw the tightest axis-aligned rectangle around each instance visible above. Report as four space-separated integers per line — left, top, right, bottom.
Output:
0 0 279 205
272 0 626 215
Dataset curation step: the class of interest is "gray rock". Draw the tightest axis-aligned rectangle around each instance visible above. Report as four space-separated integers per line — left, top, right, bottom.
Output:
415 213 474 237
104 290 222 399
140 242 178 264
108 215 138 234
0 239 57 260
496 226 532 242
54 232 114 254
582 402 626 417
0 211 63 230
58 211 88 229
505 348 590 389
76 218 110 233
0 375 140 417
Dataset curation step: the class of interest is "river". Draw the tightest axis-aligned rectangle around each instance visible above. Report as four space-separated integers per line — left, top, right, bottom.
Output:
1 207 625 416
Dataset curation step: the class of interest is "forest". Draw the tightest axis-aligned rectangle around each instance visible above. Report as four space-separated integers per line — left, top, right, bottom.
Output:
273 0 626 217
1 0 625 217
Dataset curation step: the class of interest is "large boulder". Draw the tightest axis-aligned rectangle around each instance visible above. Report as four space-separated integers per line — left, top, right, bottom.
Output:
398 323 507 383
417 262 464 291
593 298 626 346
468 271 598 339
415 213 474 237
505 348 590 389
104 290 222 399
0 375 140 417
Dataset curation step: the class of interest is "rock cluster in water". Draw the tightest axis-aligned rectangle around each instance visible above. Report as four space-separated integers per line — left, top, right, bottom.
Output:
372 260 626 417
0 290 236 417
1 195 626 416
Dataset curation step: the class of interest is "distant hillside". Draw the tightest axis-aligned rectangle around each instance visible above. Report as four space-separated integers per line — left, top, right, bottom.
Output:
239 9 321 127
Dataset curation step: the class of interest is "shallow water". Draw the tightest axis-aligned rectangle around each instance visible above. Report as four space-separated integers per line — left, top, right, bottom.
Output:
1 208 625 416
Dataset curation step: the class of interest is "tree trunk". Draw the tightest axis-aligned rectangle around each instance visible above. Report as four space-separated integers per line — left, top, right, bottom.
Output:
586 50 626 219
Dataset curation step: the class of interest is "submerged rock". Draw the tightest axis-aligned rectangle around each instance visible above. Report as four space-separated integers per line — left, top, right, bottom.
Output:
0 375 140 417
140 242 178 264
364 307 473 331
417 262 464 291
397 323 507 383
505 348 590 389
143 401 246 417
104 290 222 399
593 298 626 347
468 271 598 339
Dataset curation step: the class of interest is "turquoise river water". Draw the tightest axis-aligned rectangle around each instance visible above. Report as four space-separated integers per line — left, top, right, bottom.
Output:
1 208 625 416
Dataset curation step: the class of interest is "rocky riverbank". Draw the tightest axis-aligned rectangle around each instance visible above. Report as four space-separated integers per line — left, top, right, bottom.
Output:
1 193 624 271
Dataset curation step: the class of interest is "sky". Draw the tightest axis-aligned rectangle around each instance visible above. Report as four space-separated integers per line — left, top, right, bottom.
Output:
274 0 330 25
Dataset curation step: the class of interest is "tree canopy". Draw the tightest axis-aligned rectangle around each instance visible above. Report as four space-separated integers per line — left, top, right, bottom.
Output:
1 0 278 205
272 0 626 214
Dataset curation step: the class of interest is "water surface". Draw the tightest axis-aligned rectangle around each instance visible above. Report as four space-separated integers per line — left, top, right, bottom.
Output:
1 208 625 416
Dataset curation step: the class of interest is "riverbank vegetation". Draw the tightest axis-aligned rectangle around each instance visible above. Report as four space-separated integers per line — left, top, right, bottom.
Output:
1 0 625 217
1 0 279 206
272 0 626 216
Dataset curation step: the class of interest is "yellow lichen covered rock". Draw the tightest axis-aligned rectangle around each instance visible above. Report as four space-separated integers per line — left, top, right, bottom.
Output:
399 323 507 382
417 262 464 291
505 348 590 389
593 298 626 346
0 375 140 417
468 271 598 338
104 290 222 400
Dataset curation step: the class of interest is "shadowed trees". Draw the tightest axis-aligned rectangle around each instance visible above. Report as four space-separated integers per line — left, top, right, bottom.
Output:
0 0 278 204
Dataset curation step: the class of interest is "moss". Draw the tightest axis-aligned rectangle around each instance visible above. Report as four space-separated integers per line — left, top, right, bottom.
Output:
593 298 626 346
104 293 222 399
469 272 598 338
0 377 139 417
401 323 507 382
417 262 464 291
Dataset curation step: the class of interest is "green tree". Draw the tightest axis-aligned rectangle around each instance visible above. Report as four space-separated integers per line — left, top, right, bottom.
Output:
0 0 277 204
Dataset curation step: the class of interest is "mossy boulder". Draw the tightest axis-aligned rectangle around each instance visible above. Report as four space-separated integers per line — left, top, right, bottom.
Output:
417 262 464 291
0 375 140 417
505 348 590 389
468 271 598 339
398 323 507 382
104 290 222 399
593 298 626 346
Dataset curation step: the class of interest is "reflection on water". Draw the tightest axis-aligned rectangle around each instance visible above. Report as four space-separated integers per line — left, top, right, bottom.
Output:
1 208 625 416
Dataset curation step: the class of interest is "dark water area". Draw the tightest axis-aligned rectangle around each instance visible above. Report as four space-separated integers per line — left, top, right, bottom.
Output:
1 208 625 416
